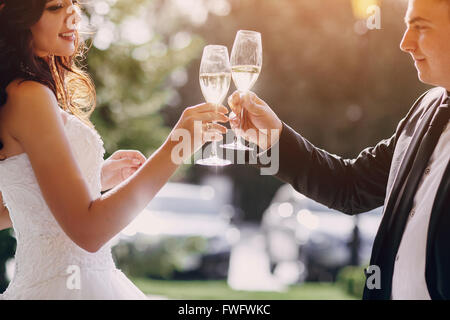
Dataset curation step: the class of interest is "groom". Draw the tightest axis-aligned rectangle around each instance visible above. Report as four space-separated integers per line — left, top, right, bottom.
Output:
228 0 450 299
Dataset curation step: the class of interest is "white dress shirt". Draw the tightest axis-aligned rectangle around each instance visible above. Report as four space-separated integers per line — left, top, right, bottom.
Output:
391 120 450 299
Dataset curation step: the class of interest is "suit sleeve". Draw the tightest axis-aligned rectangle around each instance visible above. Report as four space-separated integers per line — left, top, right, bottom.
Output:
272 122 395 215
257 91 430 215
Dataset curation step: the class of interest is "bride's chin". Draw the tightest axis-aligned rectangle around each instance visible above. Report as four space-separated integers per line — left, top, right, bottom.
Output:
54 48 76 58
33 50 73 59
33 49 49 58
41 47 75 59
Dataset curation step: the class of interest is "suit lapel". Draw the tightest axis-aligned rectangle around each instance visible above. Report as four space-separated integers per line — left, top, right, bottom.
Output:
366 90 449 299
384 95 444 230
370 93 444 265
425 97 450 271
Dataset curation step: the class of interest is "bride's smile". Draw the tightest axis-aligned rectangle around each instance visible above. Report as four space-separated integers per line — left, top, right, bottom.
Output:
31 0 81 57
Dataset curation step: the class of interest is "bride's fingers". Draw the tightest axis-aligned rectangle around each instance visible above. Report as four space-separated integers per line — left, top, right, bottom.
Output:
187 103 228 114
131 153 146 165
112 150 146 163
202 122 228 135
228 93 242 116
121 167 136 179
203 131 224 142
117 153 146 165
198 105 228 115
195 111 229 123
108 157 141 170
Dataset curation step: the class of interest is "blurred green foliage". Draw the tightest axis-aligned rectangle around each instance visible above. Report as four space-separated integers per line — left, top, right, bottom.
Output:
84 0 206 158
133 278 357 299
112 235 208 279
336 265 367 298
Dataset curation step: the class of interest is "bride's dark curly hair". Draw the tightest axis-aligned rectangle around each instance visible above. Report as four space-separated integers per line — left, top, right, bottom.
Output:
0 0 96 129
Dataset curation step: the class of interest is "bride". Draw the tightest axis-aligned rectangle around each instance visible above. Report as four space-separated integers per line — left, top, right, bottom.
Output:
0 0 228 299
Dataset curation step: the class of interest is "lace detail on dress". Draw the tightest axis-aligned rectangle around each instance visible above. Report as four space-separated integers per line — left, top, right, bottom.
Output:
0 114 145 299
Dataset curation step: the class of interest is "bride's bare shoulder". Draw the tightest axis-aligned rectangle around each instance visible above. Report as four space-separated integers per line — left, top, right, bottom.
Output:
4 79 60 138
6 79 55 103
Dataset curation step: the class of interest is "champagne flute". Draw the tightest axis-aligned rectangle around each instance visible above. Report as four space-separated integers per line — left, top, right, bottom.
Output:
196 45 232 166
221 30 262 151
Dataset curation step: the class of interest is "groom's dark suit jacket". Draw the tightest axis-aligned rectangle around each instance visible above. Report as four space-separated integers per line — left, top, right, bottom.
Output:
271 87 449 299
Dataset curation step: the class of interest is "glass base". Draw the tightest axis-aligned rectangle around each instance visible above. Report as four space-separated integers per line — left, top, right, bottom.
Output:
196 156 232 166
221 141 254 151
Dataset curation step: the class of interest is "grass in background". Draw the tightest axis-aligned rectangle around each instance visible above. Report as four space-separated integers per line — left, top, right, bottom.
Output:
132 278 358 300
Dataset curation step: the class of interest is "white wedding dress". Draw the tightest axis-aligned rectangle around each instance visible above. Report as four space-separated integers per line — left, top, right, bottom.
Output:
0 112 147 299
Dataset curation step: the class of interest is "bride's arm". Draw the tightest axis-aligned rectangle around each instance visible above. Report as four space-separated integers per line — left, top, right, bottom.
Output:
7 81 228 252
0 192 12 231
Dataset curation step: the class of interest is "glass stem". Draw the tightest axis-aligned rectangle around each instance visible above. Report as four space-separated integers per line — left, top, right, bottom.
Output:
211 102 219 157
211 123 218 157
234 93 246 145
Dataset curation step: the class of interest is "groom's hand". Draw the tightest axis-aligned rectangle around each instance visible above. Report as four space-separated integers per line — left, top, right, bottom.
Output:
228 91 282 150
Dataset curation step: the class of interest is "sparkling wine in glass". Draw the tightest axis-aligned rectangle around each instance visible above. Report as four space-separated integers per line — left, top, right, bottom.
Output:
196 45 232 166
221 30 262 151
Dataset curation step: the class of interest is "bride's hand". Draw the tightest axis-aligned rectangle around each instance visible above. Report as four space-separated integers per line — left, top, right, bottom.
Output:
101 149 147 191
168 103 229 161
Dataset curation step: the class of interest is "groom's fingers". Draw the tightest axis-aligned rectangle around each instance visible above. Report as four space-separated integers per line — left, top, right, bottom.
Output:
248 91 266 105
229 91 264 116
229 112 240 129
242 92 264 114
228 92 242 115
230 91 240 106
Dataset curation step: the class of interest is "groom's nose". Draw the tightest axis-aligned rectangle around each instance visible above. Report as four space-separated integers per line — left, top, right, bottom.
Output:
400 28 417 54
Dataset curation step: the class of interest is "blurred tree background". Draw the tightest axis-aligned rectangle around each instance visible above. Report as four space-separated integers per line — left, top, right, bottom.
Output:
1 0 431 291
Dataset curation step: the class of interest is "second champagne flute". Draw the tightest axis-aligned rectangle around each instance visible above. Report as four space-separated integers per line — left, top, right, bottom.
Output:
221 30 262 151
196 45 232 166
